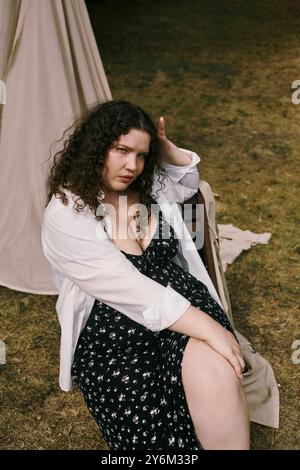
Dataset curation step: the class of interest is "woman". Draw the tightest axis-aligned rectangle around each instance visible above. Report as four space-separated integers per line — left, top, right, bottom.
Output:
42 100 250 450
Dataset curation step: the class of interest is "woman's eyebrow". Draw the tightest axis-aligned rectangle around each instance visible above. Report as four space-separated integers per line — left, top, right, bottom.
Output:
118 144 149 153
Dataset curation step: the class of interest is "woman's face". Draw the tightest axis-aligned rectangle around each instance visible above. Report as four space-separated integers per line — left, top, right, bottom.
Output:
101 128 150 194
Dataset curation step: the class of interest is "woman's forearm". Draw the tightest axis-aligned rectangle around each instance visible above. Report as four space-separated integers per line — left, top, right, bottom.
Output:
161 139 192 166
167 304 222 341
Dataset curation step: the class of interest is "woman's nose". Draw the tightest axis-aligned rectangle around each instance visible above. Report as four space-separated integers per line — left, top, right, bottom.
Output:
124 154 138 171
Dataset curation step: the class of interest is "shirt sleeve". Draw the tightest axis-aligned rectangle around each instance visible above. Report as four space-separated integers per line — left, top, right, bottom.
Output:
152 148 201 203
42 203 191 332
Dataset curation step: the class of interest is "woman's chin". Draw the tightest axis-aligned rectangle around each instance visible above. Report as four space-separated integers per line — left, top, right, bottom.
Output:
111 181 133 193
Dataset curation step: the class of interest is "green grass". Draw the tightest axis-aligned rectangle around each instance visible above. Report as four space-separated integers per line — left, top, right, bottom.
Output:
1 0 299 450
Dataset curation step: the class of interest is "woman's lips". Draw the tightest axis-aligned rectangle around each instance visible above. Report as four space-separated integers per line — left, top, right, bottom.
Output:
118 176 134 181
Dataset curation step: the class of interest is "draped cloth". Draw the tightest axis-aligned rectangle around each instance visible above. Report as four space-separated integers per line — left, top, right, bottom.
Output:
218 224 272 272
0 0 112 294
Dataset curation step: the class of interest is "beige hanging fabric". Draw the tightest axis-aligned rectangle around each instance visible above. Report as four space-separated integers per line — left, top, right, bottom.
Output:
0 0 112 294
0 0 21 105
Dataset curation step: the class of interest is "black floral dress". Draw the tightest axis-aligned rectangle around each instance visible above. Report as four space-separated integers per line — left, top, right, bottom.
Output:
71 207 235 450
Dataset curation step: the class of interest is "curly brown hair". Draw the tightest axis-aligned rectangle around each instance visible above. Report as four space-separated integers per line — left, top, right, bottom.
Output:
45 100 167 220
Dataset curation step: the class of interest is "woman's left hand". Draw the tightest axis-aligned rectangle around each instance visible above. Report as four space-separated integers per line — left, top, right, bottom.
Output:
157 116 175 161
157 116 191 166
157 116 168 142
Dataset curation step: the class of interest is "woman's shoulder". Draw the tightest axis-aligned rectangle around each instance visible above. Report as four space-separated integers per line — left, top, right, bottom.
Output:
47 187 92 214
44 188 98 232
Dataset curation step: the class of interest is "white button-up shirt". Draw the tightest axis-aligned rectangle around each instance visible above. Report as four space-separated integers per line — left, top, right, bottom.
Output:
41 148 222 391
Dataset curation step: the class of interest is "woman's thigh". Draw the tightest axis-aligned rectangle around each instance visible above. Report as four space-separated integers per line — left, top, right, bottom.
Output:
181 337 241 402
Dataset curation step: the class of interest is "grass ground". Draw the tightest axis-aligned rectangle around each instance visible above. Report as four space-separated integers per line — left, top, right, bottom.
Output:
0 0 299 450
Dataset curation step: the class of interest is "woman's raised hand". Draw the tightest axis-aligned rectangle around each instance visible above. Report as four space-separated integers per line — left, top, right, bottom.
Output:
157 116 168 143
157 116 173 158
156 116 192 165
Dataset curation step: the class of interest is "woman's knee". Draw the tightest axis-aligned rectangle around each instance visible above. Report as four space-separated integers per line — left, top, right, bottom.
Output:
181 337 240 394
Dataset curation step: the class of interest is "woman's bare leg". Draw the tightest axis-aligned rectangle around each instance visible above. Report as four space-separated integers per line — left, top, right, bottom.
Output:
181 337 250 450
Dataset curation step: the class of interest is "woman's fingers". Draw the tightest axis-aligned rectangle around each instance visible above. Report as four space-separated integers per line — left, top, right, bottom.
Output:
158 116 166 140
229 343 245 375
236 353 246 374
228 331 241 349
228 352 243 379
227 333 244 367
232 342 243 358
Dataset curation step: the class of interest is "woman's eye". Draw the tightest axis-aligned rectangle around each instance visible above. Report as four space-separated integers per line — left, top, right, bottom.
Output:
117 148 147 158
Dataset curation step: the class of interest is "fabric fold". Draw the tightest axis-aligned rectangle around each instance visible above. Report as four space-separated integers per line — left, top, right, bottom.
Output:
0 80 6 104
